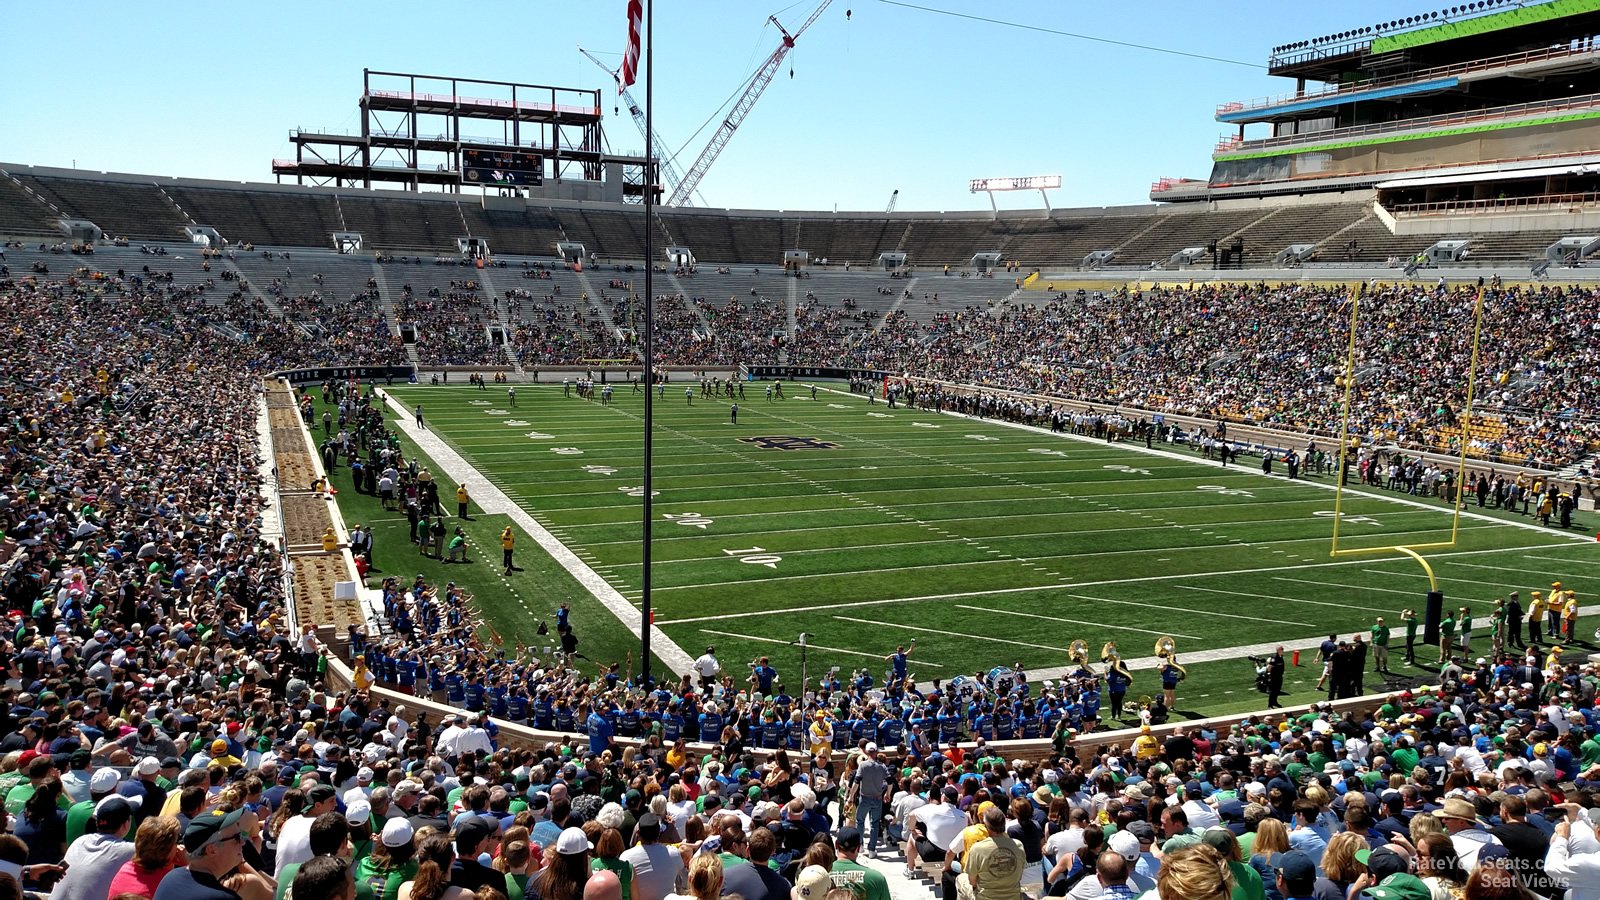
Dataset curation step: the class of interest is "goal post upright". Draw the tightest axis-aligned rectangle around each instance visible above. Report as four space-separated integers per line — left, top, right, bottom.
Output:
1328 282 1489 646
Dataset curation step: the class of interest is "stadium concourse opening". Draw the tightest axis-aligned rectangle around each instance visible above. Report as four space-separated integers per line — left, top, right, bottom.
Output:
9 3 1600 900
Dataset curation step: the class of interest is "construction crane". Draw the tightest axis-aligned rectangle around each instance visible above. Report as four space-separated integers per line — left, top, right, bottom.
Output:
579 46 696 206
885 189 899 213
667 0 834 207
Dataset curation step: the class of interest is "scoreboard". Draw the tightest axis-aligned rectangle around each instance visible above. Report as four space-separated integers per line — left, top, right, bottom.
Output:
462 148 544 186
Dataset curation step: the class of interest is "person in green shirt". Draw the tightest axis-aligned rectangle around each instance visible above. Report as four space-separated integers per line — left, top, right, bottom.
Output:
1490 600 1508 657
64 767 125 846
1201 828 1268 900
355 819 419 900
591 828 636 900
1438 611 1456 664
1403 609 1419 666
1390 739 1420 776
831 827 893 900
1371 617 1391 674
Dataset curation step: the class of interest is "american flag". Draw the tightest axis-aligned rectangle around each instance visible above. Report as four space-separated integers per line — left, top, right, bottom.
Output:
620 0 643 93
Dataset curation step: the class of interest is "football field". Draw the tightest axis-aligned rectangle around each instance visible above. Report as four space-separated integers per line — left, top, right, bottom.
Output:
374 381 1599 717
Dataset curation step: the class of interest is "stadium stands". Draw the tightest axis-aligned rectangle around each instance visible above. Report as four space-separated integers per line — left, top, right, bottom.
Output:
13 166 1580 269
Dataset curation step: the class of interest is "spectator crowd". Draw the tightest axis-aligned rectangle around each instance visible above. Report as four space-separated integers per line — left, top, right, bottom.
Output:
6 257 1600 900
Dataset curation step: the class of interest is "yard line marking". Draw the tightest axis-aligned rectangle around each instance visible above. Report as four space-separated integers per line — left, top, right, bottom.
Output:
1360 568 1515 586
914 402 1595 545
1452 561 1599 581
649 557 1022 592
650 540 1558 625
1063 593 1317 628
1274 577 1418 597
697 629 945 667
955 605 1199 639
1177 584 1389 613
832 615 1070 653
654 584 1065 625
1522 554 1600 568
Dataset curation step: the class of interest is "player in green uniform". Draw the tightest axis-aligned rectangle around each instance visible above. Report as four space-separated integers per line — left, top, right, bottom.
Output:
1371 617 1391 674
1439 610 1456 664
1403 609 1419 665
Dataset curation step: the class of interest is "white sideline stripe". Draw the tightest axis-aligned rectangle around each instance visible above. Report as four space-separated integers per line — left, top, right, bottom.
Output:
651 540 1560 626
1177 584 1390 613
377 390 695 676
954 604 1200 639
1063 593 1317 628
1275 577 1418 597
832 615 1070 653
697 629 946 667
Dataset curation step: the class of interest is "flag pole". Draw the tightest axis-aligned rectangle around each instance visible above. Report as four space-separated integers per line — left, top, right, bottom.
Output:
639 0 656 686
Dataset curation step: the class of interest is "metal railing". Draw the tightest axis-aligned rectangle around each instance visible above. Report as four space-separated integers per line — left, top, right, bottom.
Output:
1388 191 1600 216
366 89 599 118
1226 41 1600 117
1216 91 1600 155
1211 148 1600 189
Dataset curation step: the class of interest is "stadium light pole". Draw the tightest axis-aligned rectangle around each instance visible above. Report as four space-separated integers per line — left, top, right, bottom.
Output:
639 0 655 686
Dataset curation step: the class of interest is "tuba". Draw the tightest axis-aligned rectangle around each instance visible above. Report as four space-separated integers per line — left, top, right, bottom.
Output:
1102 641 1131 681
1070 639 1091 671
1155 636 1187 680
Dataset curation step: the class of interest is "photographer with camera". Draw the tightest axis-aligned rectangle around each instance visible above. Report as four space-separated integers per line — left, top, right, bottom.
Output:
1251 646 1286 709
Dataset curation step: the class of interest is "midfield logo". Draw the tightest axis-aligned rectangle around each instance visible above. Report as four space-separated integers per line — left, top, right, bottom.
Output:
738 435 841 451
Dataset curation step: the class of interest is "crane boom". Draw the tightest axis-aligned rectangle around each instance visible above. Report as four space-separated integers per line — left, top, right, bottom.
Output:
579 46 694 206
666 0 833 207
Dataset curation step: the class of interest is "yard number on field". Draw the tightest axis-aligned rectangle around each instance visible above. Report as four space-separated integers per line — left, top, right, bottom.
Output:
1198 484 1253 497
1104 464 1152 476
552 447 584 455
724 546 782 569
1028 448 1069 458
582 465 618 476
619 485 660 498
1313 510 1381 525
663 512 714 529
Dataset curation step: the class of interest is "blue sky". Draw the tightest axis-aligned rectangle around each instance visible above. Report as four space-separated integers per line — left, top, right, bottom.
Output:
2 1 1408 212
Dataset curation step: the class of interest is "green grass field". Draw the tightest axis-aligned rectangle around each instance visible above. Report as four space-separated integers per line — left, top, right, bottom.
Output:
357 381 1600 720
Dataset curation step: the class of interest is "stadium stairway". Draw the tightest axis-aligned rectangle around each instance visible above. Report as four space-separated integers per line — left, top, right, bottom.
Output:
13 174 188 242
0 170 63 238
369 263 401 337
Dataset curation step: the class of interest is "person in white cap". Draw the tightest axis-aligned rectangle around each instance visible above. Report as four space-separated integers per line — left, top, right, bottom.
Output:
344 767 376 806
357 817 418 900
845 742 891 858
791 864 832 900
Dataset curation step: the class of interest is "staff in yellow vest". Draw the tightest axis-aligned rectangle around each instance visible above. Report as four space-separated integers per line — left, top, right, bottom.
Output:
321 526 338 553
457 483 471 519
501 526 516 576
